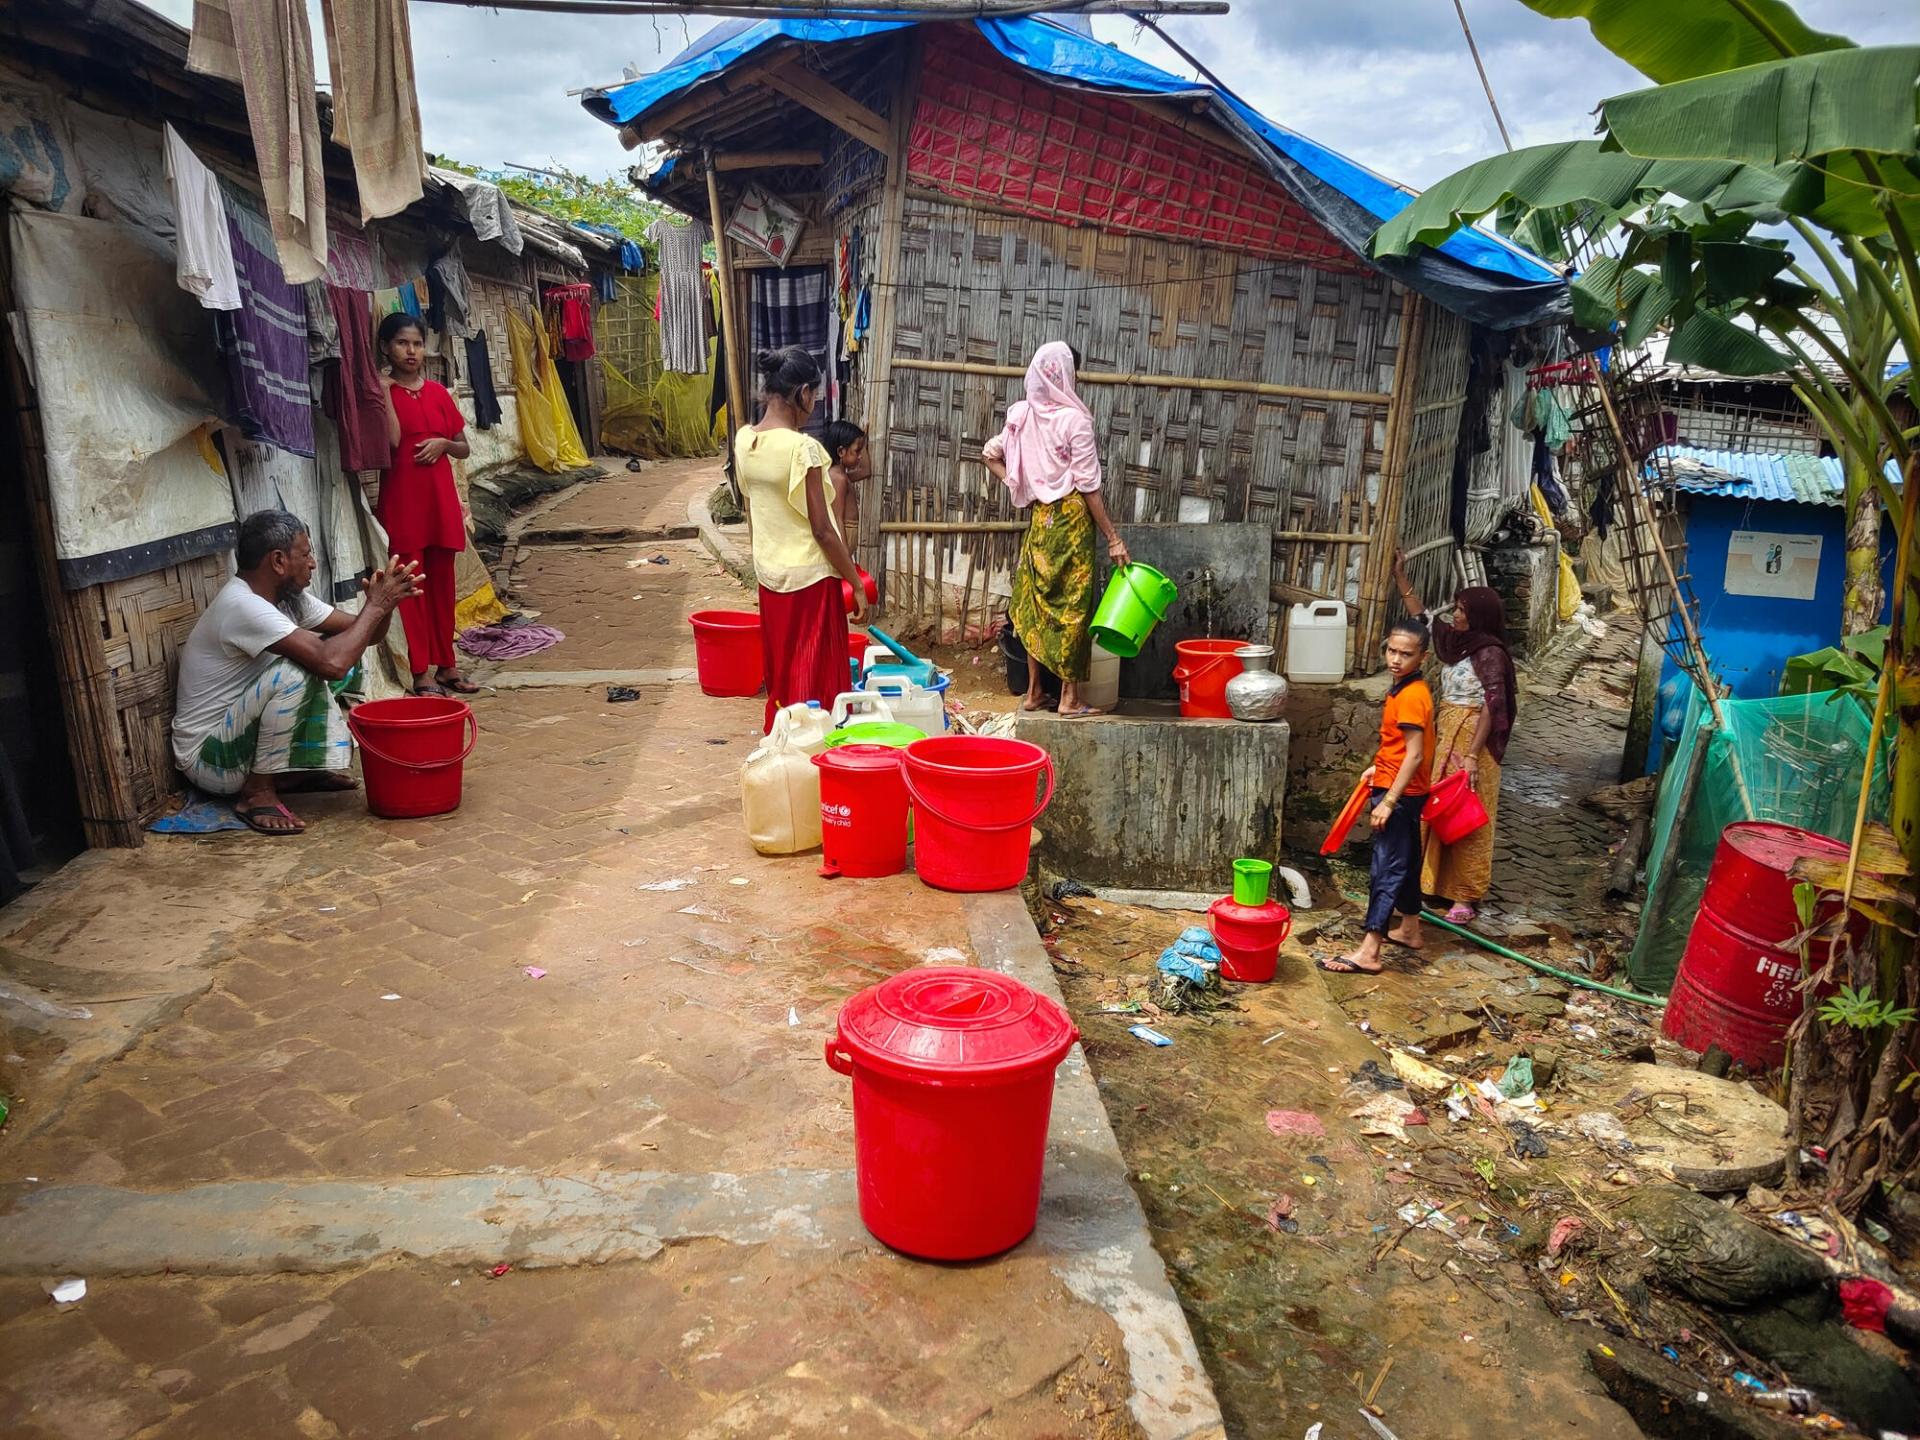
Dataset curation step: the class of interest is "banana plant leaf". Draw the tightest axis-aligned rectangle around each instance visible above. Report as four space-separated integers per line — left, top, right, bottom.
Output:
1522 0 1852 84
1371 142 1763 258
1664 310 1794 374
1598 47 1920 167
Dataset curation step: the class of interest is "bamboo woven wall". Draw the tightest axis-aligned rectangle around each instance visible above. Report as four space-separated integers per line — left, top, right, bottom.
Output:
94 553 232 821
1370 302 1472 647
874 191 1416 650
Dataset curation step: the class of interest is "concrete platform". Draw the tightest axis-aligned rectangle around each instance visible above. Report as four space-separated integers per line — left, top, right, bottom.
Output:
1019 702 1289 892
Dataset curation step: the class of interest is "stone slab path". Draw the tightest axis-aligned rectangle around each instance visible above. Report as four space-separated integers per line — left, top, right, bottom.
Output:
0 460 1219 1440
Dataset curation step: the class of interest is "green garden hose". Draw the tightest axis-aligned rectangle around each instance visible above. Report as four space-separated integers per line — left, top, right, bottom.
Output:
1420 910 1665 1008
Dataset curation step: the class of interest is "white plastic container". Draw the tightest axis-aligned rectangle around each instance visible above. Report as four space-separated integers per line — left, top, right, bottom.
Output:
830 691 896 728
860 673 949 734
1081 641 1121 711
741 703 835 854
1286 602 1349 684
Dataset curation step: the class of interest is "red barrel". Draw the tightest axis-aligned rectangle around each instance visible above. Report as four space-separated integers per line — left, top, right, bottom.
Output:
813 745 909 878
825 967 1078 1259
1208 896 1293 983
1665 822 1860 1069
689 610 763 697
346 696 477 819
901 737 1054 892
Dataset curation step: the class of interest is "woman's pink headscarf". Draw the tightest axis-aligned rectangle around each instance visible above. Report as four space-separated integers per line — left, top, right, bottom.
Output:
990 340 1102 508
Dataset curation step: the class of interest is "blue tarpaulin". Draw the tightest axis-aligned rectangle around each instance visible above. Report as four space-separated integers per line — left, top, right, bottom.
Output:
582 16 1566 329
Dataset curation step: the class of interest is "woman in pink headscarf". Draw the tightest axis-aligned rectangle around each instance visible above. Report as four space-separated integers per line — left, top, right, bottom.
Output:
982 342 1130 716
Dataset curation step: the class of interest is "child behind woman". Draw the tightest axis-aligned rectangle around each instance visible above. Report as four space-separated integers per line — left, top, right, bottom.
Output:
821 419 869 538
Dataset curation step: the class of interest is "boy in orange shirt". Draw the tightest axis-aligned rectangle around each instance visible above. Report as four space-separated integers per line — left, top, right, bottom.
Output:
1322 618 1433 974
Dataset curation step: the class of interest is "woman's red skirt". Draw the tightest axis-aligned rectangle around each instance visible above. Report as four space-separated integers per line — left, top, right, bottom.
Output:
759 577 848 732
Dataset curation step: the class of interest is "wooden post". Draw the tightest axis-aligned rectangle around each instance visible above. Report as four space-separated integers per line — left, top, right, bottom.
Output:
1359 289 1426 664
859 30 921 606
703 152 748 506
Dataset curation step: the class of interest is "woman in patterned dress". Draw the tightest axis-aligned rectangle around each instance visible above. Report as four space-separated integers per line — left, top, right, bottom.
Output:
1393 551 1518 922
981 342 1130 717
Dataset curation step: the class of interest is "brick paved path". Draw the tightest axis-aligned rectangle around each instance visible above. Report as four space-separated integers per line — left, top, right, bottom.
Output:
1479 615 1644 937
0 461 1217 1440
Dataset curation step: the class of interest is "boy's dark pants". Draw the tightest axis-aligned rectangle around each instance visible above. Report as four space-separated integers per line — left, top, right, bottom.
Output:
1364 788 1428 934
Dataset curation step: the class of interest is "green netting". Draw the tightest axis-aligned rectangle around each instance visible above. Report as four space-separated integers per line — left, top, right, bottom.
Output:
1627 683 1890 993
598 274 724 459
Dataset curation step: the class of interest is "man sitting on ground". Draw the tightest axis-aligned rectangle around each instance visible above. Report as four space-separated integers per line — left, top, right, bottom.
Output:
172 509 422 835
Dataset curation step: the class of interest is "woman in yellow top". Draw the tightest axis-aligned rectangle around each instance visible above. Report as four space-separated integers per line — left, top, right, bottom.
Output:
738 346 868 732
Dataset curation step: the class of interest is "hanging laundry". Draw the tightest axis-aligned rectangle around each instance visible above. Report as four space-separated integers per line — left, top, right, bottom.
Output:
825 303 841 421
545 283 596 361
851 285 871 353
426 247 475 340
750 266 829 365
373 286 405 317
187 0 328 283
162 124 241 310
594 269 617 304
303 281 340 363
320 0 426 222
321 285 391 472
464 332 501 431
645 216 711 375
398 281 423 320
217 191 316 456
428 166 524 254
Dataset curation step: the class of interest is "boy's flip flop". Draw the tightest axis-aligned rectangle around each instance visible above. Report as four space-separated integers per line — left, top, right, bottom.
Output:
1316 956 1382 975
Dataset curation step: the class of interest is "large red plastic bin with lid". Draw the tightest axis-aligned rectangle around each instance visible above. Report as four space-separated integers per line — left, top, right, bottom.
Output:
825 966 1079 1260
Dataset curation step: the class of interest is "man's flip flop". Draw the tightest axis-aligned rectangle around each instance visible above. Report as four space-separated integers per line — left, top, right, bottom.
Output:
438 675 482 695
1316 956 1382 975
234 801 305 836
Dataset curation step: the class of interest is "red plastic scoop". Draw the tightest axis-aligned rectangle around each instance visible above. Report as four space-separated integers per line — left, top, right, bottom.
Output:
1320 779 1372 855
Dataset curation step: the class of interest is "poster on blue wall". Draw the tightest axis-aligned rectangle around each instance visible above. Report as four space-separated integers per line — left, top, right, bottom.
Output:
1726 530 1822 601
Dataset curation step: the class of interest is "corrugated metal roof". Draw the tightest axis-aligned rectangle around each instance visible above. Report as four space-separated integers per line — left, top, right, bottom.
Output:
1652 444 1903 508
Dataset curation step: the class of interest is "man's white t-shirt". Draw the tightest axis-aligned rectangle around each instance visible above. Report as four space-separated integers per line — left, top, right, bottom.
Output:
171 577 334 770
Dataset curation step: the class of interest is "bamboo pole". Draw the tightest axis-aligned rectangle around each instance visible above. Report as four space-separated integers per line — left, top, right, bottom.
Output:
703 154 748 512
860 33 920 592
880 520 1028 534
1361 291 1427 658
890 357 1392 407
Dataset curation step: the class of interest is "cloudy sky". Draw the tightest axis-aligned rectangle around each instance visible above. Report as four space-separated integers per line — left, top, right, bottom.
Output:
138 0 1910 191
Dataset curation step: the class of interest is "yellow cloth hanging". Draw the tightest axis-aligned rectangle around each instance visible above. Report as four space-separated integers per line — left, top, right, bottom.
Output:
506 307 589 473
1529 484 1583 621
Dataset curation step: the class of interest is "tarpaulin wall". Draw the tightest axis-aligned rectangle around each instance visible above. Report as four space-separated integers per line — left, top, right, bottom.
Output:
1628 684 1890 993
596 274 722 459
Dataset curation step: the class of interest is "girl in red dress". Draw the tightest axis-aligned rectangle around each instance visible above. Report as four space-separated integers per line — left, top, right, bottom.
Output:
375 313 477 695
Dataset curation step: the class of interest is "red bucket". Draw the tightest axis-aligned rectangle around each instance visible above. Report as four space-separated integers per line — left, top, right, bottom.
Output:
1172 639 1246 718
1423 770 1490 845
825 967 1078 1259
1208 896 1293 983
689 610 763 697
813 745 909 878
902 736 1054 892
841 567 878 615
345 696 477 819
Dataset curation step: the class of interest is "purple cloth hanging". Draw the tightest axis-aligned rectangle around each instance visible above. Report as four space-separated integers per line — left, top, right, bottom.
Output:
218 194 316 457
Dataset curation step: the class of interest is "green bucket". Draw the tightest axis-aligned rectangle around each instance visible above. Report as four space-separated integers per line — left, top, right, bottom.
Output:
823 722 927 749
1090 563 1178 659
1232 858 1273 906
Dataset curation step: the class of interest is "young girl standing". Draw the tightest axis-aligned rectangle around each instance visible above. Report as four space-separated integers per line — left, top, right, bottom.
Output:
375 313 476 696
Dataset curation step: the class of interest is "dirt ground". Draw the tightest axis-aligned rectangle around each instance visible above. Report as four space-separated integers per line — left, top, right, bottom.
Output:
919 609 1671 1436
